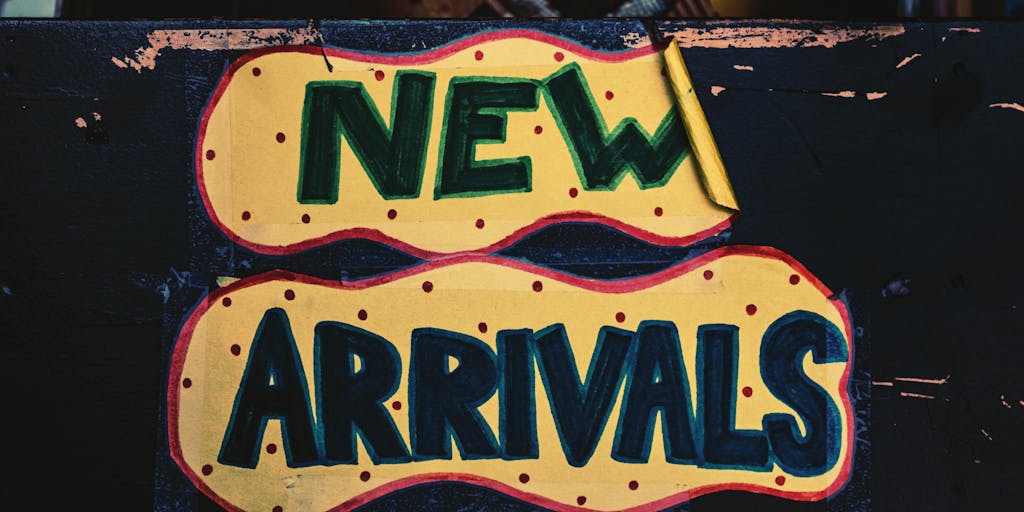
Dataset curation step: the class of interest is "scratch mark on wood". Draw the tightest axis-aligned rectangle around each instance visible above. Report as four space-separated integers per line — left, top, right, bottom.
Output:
894 374 950 385
900 391 936 399
896 53 921 69
872 380 894 387
822 90 857 98
990 102 1024 113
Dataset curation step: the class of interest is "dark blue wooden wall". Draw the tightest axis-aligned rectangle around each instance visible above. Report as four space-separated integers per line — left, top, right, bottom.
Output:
2 19 1022 511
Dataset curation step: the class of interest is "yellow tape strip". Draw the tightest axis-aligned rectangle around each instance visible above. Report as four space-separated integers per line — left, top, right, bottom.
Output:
662 41 740 211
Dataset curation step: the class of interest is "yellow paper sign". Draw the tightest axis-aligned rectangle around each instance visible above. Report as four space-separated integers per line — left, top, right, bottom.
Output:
196 31 735 256
169 247 853 511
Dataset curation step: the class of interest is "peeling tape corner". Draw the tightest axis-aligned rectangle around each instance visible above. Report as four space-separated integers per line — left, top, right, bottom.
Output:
661 41 740 212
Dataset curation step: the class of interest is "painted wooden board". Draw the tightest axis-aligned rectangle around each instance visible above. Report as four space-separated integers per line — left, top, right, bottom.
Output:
5 18 1024 512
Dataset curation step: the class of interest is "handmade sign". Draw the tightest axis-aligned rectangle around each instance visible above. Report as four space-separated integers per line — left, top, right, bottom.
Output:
195 31 734 256
171 27 858 512
170 251 853 511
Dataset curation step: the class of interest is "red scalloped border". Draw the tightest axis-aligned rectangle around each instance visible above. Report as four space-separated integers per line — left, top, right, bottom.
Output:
167 245 855 512
194 30 735 259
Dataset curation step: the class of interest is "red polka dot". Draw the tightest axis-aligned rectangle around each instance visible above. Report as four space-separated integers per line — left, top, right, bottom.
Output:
568 187 578 198
775 475 786 486
241 211 251 221
789 274 801 285
742 386 753 397
182 378 192 388
519 473 530 483
474 50 484 61
391 401 402 411
387 209 398 220
201 464 213 476
478 322 488 333
475 218 485 229
746 304 757 315
422 281 433 293
615 312 626 323
360 471 371 482
222 297 232 307
357 309 368 321
628 480 639 490
252 67 261 76
266 443 277 454
703 270 714 280
273 507 283 512
276 132 286 143
654 206 664 216
230 344 241 356
577 496 587 506
554 51 564 62
605 90 614 100
284 289 295 301
205 149 216 160
374 70 385 81
534 125 543 134
301 213 311 224
532 281 543 292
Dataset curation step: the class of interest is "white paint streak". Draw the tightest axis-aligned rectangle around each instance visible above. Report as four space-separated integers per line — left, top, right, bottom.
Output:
871 381 894 387
866 92 887 101
990 102 1024 113
663 24 905 49
1001 395 1012 408
112 22 320 72
710 85 725 96
822 91 856 98
733 64 754 71
74 117 87 128
981 428 992 441
900 391 935 400
894 374 950 385
896 53 921 69
949 27 981 33
92 112 102 121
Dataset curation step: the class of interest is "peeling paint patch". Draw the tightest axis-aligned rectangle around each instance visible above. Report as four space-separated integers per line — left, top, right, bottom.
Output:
949 27 981 33
621 32 652 48
710 85 725 96
990 102 1024 113
74 117 87 128
733 64 754 71
663 24 905 49
112 22 321 72
822 90 857 98
896 53 921 69
866 92 887 101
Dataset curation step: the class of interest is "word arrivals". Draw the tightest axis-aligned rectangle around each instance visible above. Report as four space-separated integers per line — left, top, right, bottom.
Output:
219 308 847 477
